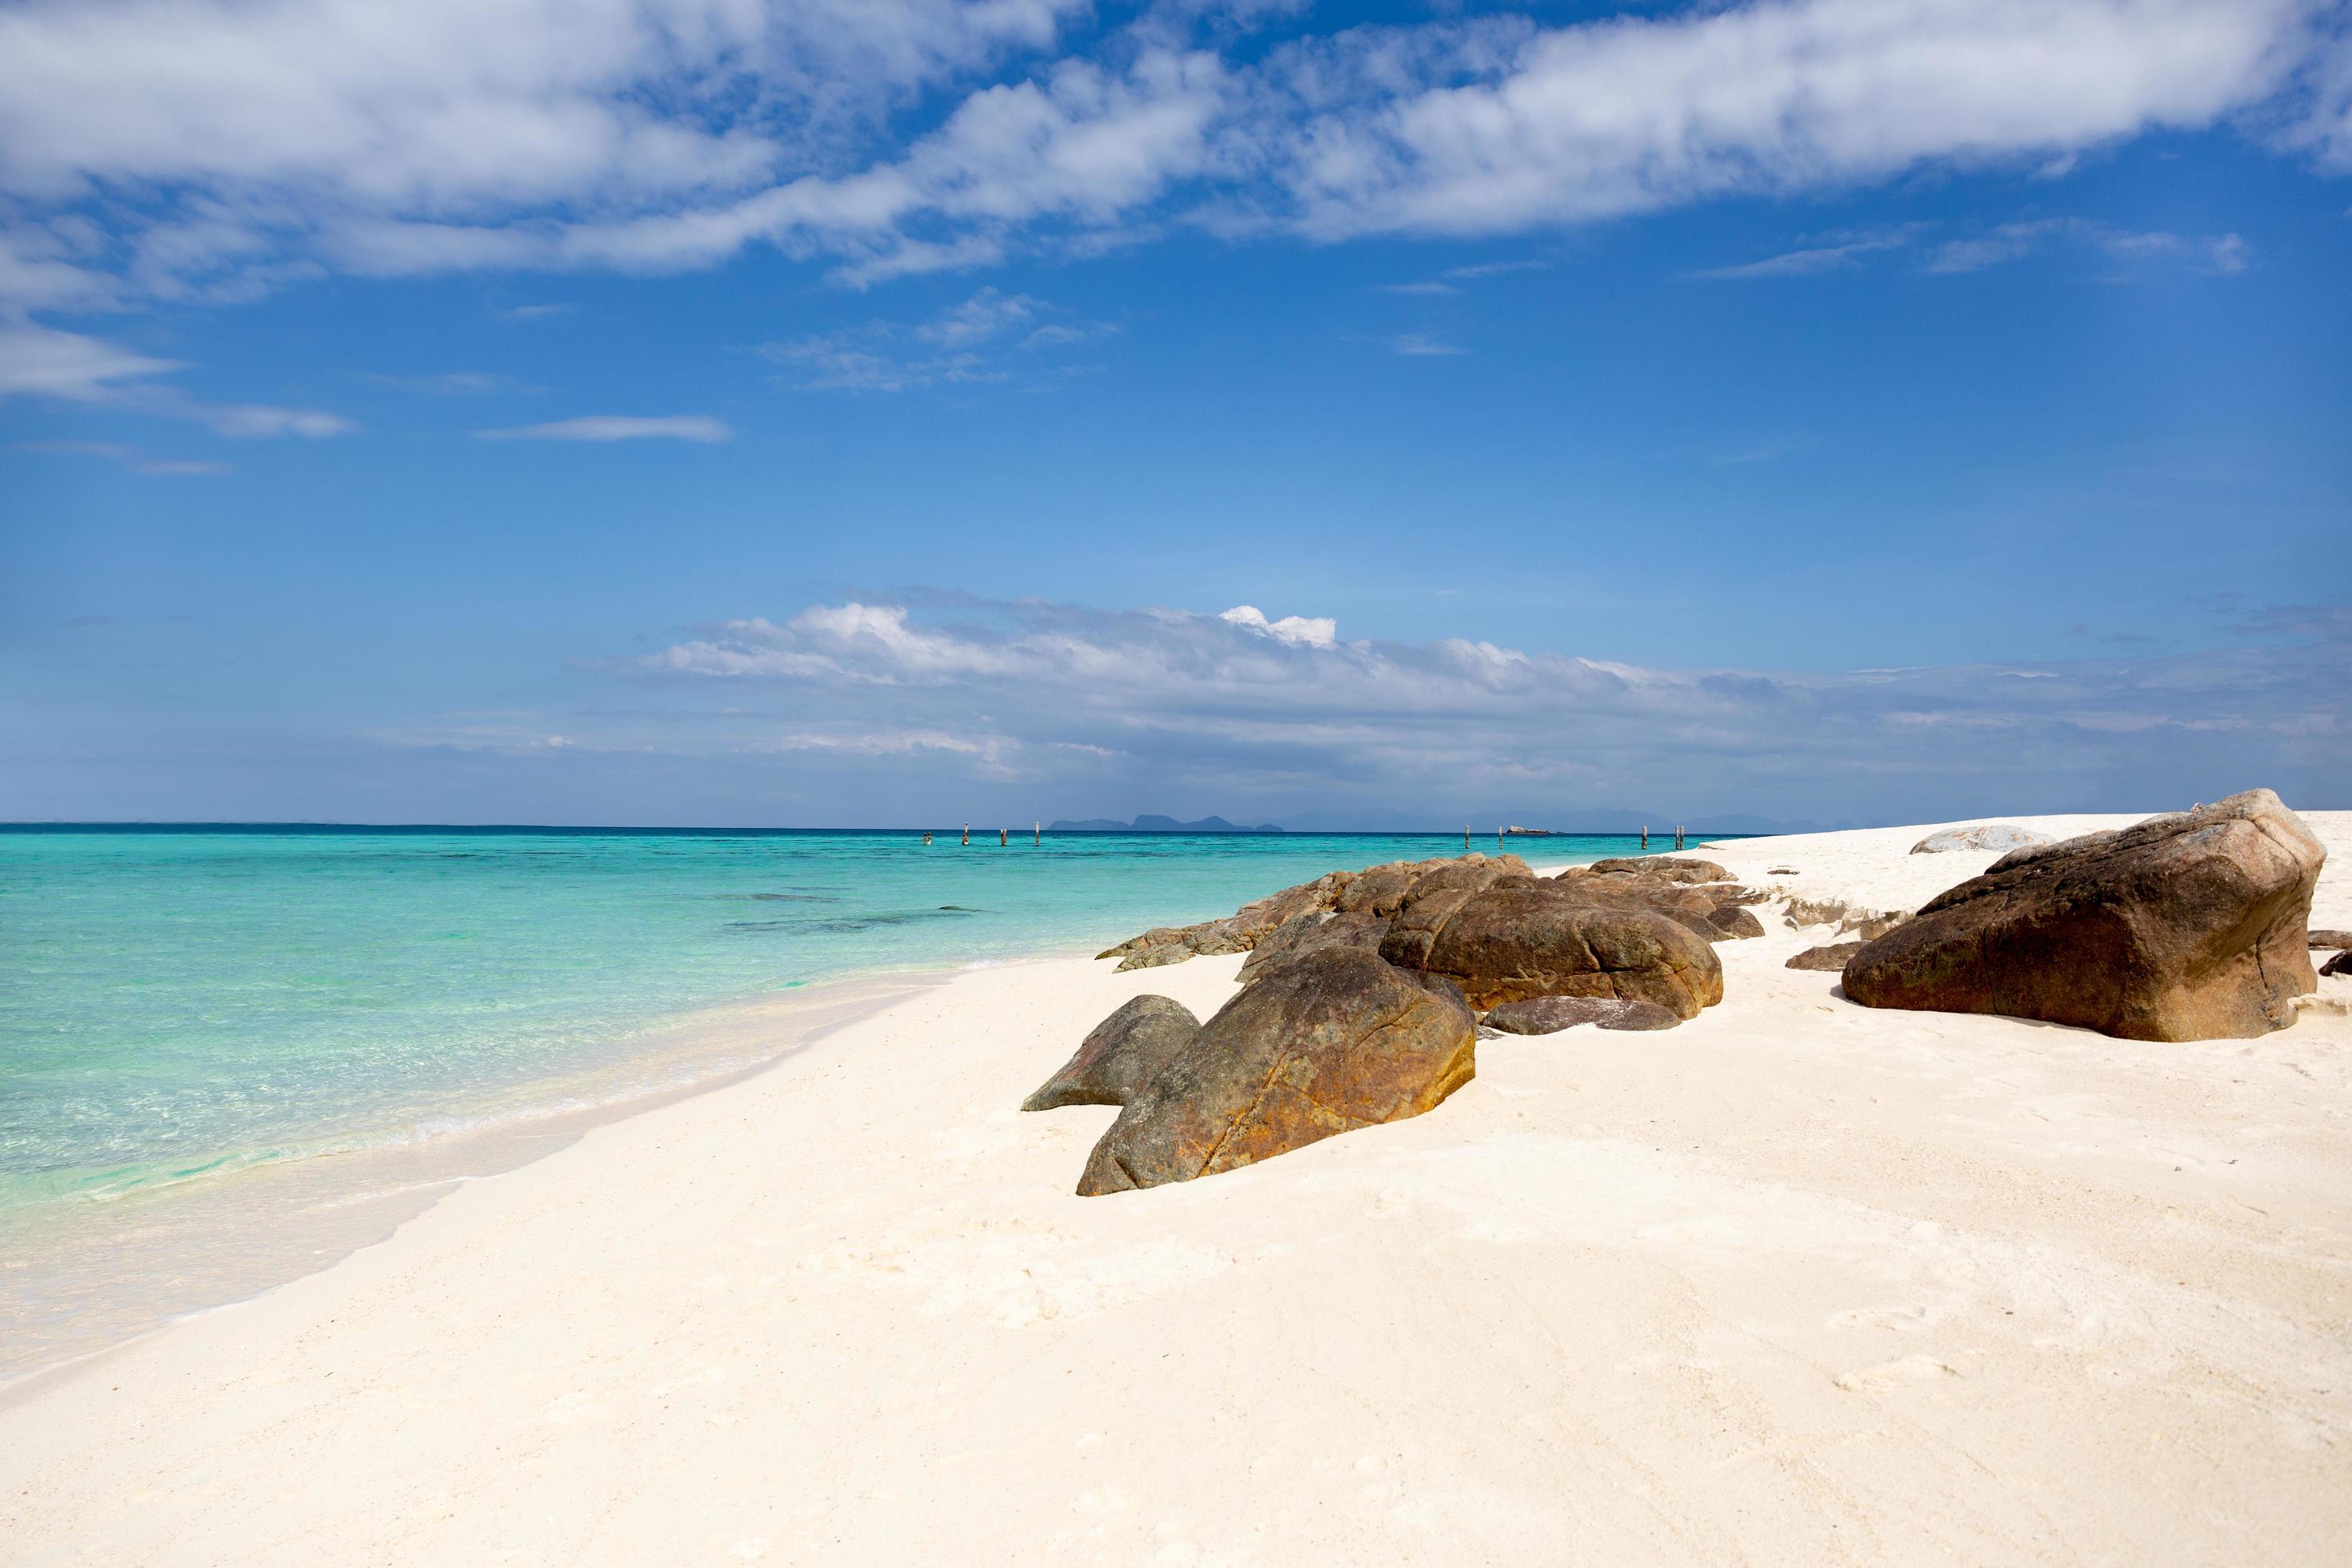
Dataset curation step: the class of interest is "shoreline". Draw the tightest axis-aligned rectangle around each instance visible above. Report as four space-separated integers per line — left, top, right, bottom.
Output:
5 816 2347 1561
0 961 972 1394
0 844 1610 1394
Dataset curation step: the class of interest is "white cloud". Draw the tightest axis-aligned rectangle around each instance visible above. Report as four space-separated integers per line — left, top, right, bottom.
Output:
0 0 2318 458
193 402 357 438
1266 0 2304 239
0 225 121 311
477 414 732 442
0 322 185 400
570 592 2351 820
1374 254 1550 296
2282 12 2352 167
764 287 1114 391
0 0 1082 210
1444 259 1549 280
1925 222 2062 273
914 286 1038 346
1220 604 1339 648
0 322 358 436
759 729 994 758
2205 231 2252 273
766 338 991 394
0 0 2322 306
1922 217 2251 273
1364 333 1463 357
1693 215 2253 278
1695 226 1926 278
513 46 1233 286
1019 321 1118 349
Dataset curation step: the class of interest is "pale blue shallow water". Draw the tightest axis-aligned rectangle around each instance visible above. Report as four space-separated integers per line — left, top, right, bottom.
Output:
0 826 1670 1227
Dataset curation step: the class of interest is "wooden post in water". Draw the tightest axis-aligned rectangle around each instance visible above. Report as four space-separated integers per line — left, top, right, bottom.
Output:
1034 822 1041 846
999 826 1008 846
962 822 970 846
1641 826 1648 850
1675 825 1685 851
1463 826 1470 853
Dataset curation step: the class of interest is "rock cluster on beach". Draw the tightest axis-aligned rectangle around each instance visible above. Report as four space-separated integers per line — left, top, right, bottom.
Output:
1844 790 2326 1042
1046 849 1758 1192
1038 790 2334 1195
1096 852 1770 976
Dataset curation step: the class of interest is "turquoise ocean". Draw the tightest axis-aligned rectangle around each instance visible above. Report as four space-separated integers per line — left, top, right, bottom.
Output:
0 825 1662 1374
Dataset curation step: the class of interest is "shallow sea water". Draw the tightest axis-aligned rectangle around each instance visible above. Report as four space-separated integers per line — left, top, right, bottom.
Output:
0 825 1660 1379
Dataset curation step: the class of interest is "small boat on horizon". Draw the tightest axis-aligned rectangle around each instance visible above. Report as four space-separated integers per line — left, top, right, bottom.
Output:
1501 826 1557 837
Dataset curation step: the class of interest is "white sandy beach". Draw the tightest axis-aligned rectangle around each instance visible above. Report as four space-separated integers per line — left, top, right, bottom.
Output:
4 814 2349 1564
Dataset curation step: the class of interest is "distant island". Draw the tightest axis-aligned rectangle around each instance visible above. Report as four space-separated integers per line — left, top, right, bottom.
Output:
1049 814 1284 834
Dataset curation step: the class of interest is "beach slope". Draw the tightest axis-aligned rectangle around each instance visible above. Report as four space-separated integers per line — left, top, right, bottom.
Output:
4 814 2349 1564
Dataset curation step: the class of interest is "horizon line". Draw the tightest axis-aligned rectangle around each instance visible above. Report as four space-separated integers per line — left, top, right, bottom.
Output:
0 821 1774 838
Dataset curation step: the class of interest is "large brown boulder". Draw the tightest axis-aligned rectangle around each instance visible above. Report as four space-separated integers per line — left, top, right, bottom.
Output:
1234 914 1321 977
1112 935 1197 970
1105 918 1251 970
1786 941 1866 971
1097 855 1539 973
1541 868 1762 944
1236 910 1390 983
1381 880 1723 1018
1331 859 1439 915
1022 996 1201 1111
1098 920 1245 966
1706 906 1766 940
1568 881 1720 937
1398 858 1527 910
1330 853 1528 916
1075 949 1476 1195
1099 866 1382 969
1843 790 2326 1042
1098 926 1183 961
1482 995 1681 1034
1570 856 1729 884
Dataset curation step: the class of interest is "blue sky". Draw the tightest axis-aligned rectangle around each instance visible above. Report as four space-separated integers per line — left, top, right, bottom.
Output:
3 0 2348 828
